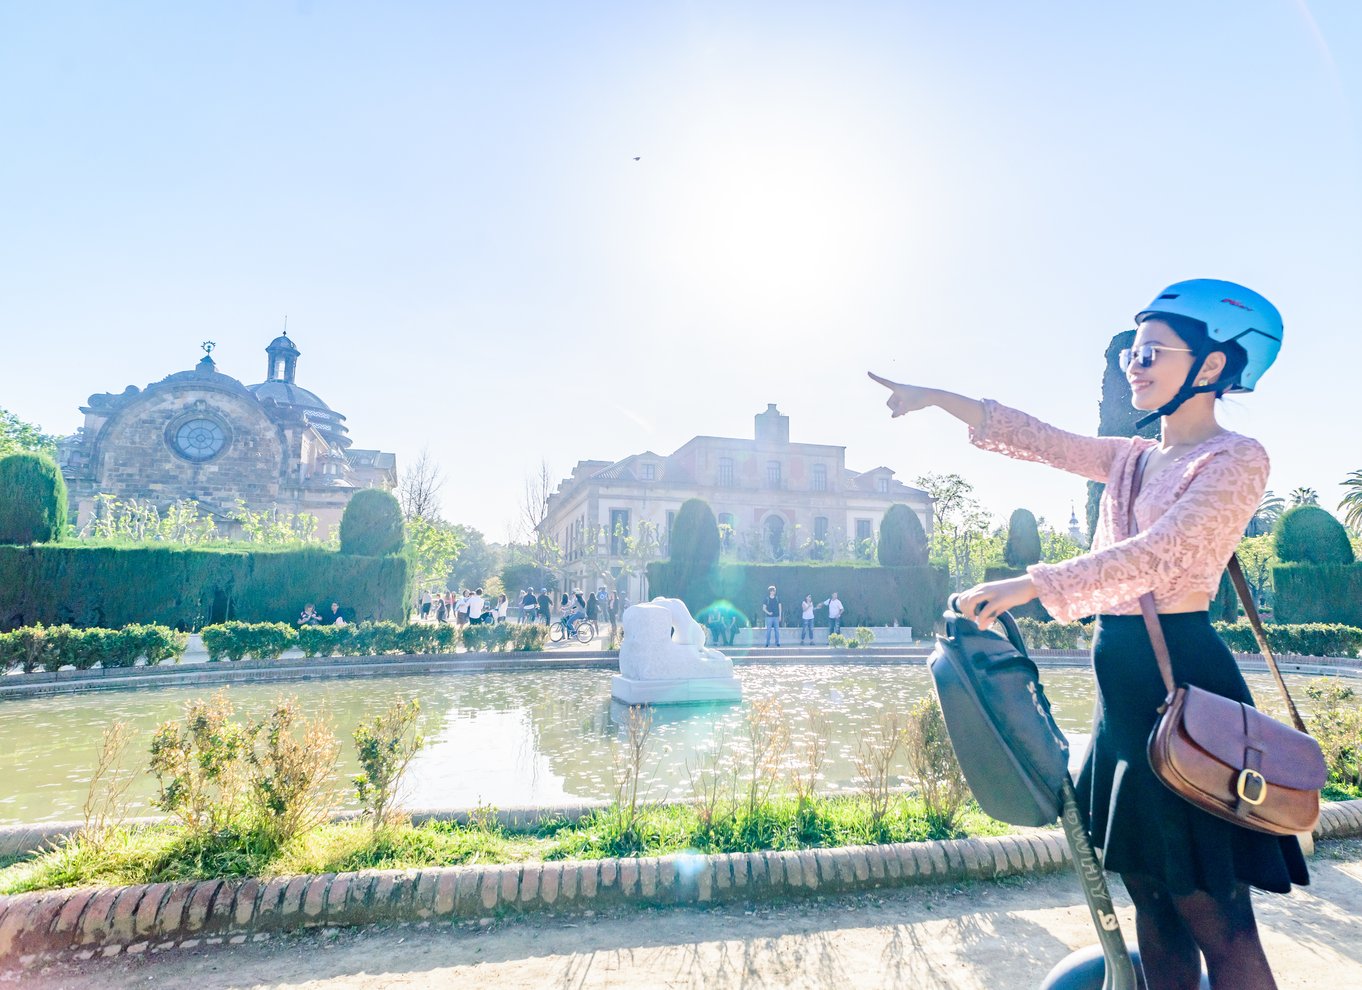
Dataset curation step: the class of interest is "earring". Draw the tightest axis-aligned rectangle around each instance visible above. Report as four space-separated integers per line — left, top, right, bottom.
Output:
1198 379 1208 386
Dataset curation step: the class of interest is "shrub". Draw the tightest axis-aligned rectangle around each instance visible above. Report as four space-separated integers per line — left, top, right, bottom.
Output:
852 626 875 647
200 622 297 661
827 633 847 649
1305 679 1362 789
245 697 341 850
1272 563 1362 626
1003 509 1042 569
297 624 340 658
0 452 67 545
1275 506 1354 566
0 623 57 672
1212 621 1362 658
878 504 929 567
511 624 546 652
339 489 405 557
1013 618 1087 650
902 695 969 834
148 691 251 834
667 499 721 611
353 699 425 831
0 544 409 631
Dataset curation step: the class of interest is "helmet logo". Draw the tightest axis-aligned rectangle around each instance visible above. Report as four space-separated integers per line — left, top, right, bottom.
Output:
1221 298 1253 311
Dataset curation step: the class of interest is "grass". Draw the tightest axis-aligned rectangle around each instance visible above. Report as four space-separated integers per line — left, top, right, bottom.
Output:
0 794 1009 896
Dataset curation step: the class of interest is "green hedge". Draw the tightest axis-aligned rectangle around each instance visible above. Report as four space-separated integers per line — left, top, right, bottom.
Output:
648 561 948 633
1272 563 1362 626
198 619 546 661
1011 616 1362 658
0 545 409 631
0 623 187 672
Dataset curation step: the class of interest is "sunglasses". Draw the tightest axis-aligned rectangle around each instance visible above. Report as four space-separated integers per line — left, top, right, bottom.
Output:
1118 344 1195 372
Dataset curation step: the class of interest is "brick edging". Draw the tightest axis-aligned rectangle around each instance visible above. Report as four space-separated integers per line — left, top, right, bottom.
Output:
4 800 1362 967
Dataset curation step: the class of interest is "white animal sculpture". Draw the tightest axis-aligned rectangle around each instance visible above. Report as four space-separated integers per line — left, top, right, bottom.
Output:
617 597 734 682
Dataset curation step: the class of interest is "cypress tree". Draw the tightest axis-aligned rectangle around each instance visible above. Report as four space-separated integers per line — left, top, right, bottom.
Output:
339 489 405 557
1087 329 1160 540
668 498 720 610
0 452 67 545
1274 505 1354 566
877 503 929 566
1003 508 1043 569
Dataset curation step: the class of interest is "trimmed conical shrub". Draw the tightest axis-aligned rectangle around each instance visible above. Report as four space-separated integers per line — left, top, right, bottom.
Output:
1274 505 1354 566
668 498 720 610
0 452 67 545
339 489 405 557
1004 508 1042 569
878 503 929 566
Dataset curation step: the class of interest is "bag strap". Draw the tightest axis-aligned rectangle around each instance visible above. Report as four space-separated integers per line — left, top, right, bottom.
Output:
1127 445 1309 732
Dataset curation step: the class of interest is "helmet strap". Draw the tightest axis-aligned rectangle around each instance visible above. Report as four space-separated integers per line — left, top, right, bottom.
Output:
1134 354 1219 430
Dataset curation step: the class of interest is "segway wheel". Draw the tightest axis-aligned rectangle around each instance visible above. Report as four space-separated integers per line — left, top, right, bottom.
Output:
1040 944 1208 990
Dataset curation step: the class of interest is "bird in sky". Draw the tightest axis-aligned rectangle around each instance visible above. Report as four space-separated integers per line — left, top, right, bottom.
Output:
633 156 641 161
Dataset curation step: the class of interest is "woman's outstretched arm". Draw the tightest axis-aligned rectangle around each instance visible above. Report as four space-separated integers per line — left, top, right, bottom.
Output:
868 372 1130 483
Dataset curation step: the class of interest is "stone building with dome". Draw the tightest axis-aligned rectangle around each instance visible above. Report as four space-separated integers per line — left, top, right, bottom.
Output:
57 334 397 538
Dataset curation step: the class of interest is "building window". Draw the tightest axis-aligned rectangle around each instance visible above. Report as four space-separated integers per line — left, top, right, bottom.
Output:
717 457 734 487
665 510 676 552
718 512 735 551
877 476 889 493
855 518 873 558
812 464 827 492
640 463 655 481
610 509 630 555
767 461 782 489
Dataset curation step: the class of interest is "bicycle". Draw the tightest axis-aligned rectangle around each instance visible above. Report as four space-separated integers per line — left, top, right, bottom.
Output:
549 617 597 644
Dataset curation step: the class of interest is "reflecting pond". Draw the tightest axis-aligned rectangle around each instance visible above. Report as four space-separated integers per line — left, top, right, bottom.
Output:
0 664 1320 825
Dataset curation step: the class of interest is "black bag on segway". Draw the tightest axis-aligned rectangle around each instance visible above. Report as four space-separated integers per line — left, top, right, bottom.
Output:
928 603 1070 827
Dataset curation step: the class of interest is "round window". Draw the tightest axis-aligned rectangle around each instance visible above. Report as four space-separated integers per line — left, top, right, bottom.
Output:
173 418 227 461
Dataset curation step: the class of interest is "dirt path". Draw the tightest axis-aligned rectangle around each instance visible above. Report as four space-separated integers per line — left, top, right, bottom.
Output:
16 840 1362 990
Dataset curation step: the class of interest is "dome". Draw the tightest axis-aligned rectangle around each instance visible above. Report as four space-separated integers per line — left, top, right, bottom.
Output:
267 333 299 354
155 355 256 399
248 379 333 411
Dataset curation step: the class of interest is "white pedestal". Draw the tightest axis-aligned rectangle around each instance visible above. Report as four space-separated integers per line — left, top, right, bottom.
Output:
610 673 742 705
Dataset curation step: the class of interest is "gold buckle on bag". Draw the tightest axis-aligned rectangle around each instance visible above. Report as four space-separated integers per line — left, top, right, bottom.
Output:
1236 768 1267 806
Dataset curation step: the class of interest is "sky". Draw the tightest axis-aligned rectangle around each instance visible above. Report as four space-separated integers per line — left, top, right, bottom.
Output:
2 1 1359 542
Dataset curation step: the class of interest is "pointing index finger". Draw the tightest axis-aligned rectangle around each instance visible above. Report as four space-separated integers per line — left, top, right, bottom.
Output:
867 371 896 389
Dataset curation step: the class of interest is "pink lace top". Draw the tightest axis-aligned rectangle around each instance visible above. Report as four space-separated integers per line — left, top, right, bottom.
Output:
968 400 1269 622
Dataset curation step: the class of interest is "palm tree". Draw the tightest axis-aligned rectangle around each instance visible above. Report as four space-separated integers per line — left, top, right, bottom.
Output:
1340 470 1362 535
1247 490 1285 536
1289 487 1319 507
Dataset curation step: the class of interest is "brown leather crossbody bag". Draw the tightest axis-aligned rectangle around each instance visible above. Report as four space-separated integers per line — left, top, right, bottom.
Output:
1129 448 1327 837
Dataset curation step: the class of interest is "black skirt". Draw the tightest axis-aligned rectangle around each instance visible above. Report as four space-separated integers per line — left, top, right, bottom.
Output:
1076 612 1309 896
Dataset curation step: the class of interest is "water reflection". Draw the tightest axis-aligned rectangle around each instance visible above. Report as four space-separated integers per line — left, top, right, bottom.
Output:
0 665 1314 825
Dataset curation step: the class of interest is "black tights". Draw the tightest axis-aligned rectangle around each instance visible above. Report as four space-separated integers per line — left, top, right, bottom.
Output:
1121 873 1276 990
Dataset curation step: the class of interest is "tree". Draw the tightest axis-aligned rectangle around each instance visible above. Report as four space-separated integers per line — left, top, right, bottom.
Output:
520 460 559 571
1086 330 1160 540
913 473 995 590
877 504 929 566
0 451 67 544
395 447 444 521
1274 505 1354 566
1339 470 1362 536
0 408 59 459
406 516 465 592
1003 508 1043 569
339 489 405 557
447 524 499 589
1289 487 1320 507
667 499 720 610
1236 534 1277 608
1248 490 1286 537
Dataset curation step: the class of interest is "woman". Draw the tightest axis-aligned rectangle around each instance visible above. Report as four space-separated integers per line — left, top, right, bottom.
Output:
799 594 816 645
871 280 1299 990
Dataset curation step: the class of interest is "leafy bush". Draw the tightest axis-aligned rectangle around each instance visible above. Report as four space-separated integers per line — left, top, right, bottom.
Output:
353 699 425 831
200 622 297 661
0 544 408 630
902 695 970 834
0 452 67 545
827 633 847 649
877 504 929 567
245 697 341 850
1003 508 1042 568
339 489 405 557
1272 564 1362 626
0 622 187 672
853 626 875 647
1211 621 1362 658
1306 679 1362 790
511 624 546 652
1275 506 1354 566
666 498 721 612
149 691 252 834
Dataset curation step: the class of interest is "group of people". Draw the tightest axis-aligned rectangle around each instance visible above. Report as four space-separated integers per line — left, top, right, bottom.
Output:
416 588 509 625
297 602 348 626
515 586 631 638
757 586 845 647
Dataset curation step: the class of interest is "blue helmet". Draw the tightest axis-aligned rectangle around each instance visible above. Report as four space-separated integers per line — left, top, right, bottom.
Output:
1134 279 1283 392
